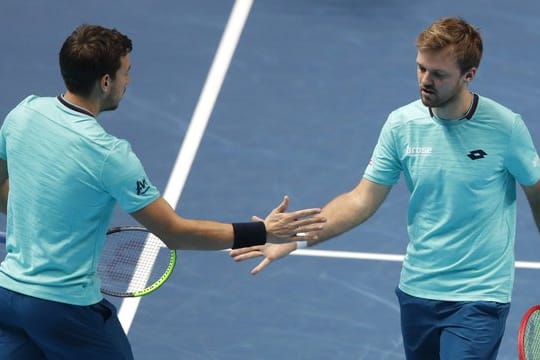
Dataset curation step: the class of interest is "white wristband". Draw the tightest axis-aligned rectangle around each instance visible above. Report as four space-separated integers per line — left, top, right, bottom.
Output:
296 240 308 249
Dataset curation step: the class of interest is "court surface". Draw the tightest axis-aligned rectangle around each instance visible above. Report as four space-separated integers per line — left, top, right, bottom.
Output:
2 1 540 359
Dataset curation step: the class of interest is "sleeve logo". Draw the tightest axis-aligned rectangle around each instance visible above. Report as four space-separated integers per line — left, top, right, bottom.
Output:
136 178 150 195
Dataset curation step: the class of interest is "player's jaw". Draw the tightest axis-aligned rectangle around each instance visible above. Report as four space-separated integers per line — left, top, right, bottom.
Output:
419 81 462 109
101 83 127 112
420 85 437 106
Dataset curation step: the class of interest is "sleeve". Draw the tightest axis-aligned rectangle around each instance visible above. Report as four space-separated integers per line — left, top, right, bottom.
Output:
101 139 161 213
0 97 34 161
505 115 540 186
363 113 402 186
0 113 11 160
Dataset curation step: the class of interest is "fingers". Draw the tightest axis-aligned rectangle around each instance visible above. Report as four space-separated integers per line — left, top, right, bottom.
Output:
291 214 326 228
251 258 271 275
288 207 323 219
229 247 272 275
290 218 327 235
229 245 265 259
271 195 289 215
281 213 326 239
230 250 263 262
231 243 295 275
273 207 326 233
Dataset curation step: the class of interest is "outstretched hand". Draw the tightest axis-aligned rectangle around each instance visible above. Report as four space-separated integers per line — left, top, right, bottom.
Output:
263 195 325 244
230 195 323 274
230 242 297 275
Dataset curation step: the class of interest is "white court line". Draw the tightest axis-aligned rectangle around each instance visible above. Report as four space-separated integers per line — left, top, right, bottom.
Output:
118 0 254 333
291 249 540 269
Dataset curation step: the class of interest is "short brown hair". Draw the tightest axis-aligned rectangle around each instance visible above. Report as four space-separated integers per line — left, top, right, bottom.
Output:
59 24 133 96
416 17 483 74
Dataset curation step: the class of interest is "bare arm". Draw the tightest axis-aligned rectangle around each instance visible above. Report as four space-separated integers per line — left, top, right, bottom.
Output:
230 178 392 274
522 178 540 234
131 197 234 250
131 195 326 250
0 160 8 214
308 178 392 246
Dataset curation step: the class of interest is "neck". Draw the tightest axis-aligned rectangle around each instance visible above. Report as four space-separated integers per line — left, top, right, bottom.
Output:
432 90 474 120
63 91 99 117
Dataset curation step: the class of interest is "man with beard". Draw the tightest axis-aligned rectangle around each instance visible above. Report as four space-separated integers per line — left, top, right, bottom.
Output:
230 17 540 359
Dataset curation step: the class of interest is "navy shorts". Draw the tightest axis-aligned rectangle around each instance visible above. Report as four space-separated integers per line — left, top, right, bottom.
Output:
0 286 133 359
395 287 510 360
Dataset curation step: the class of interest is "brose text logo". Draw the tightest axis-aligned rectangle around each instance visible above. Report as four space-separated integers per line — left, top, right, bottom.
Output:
406 145 433 155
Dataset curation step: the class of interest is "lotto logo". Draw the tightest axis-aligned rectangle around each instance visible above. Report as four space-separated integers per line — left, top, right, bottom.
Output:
467 149 487 160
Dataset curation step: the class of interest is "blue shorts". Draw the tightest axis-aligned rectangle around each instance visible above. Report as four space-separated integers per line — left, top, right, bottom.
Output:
0 286 133 359
395 287 510 360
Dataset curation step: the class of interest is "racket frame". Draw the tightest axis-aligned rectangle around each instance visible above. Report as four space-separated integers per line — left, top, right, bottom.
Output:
100 226 177 298
518 304 540 360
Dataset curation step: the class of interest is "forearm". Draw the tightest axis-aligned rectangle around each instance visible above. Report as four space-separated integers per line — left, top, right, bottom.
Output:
306 192 369 246
131 197 266 250
528 198 540 235
303 178 391 248
522 181 540 236
0 179 8 214
0 160 8 214
158 218 235 250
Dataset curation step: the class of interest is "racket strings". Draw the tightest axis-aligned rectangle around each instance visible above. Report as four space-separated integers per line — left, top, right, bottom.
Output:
98 230 173 296
524 311 540 359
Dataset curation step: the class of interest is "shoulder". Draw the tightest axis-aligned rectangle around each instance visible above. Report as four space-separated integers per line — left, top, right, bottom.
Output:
476 96 518 118
103 138 140 168
3 95 55 131
384 99 431 130
5 95 45 117
14 95 57 112
474 95 523 131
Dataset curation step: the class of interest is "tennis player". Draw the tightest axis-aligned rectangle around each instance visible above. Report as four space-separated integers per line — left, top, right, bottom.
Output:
0 24 326 359
230 17 540 359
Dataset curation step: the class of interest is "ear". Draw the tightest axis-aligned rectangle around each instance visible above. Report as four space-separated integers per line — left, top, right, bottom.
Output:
100 74 111 93
463 68 477 83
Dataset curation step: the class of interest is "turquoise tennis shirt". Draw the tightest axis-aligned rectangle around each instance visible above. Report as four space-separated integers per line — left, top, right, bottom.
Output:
364 94 540 303
0 95 160 305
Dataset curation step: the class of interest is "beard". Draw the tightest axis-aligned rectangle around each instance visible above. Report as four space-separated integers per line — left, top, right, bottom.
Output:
101 103 119 112
419 85 461 109
101 88 125 112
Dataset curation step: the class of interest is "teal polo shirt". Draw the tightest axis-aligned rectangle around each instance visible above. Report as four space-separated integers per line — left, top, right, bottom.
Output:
364 94 540 303
0 95 160 305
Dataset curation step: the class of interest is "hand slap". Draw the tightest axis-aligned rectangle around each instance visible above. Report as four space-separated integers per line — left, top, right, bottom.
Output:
263 196 326 243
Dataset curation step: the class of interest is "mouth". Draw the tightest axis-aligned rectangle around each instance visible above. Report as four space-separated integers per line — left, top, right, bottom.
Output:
421 88 436 98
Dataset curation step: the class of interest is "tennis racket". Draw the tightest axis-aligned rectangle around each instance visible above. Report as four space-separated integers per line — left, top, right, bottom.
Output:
518 304 540 360
0 226 176 298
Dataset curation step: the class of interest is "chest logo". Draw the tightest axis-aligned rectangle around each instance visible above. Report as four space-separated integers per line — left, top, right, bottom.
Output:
467 149 487 160
406 145 433 155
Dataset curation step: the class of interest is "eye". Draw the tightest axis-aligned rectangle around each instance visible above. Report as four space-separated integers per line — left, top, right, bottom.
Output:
432 72 446 79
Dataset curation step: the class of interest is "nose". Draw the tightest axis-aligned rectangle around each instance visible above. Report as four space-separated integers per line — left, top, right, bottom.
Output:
418 71 431 85
419 71 433 87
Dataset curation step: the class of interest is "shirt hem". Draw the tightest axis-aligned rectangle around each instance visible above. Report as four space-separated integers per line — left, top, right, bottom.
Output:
398 283 511 304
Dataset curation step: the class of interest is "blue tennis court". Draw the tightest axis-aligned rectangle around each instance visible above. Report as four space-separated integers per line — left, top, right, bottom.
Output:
2 1 540 358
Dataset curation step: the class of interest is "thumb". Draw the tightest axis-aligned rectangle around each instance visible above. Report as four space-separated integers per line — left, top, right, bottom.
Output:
271 195 289 215
251 215 264 222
